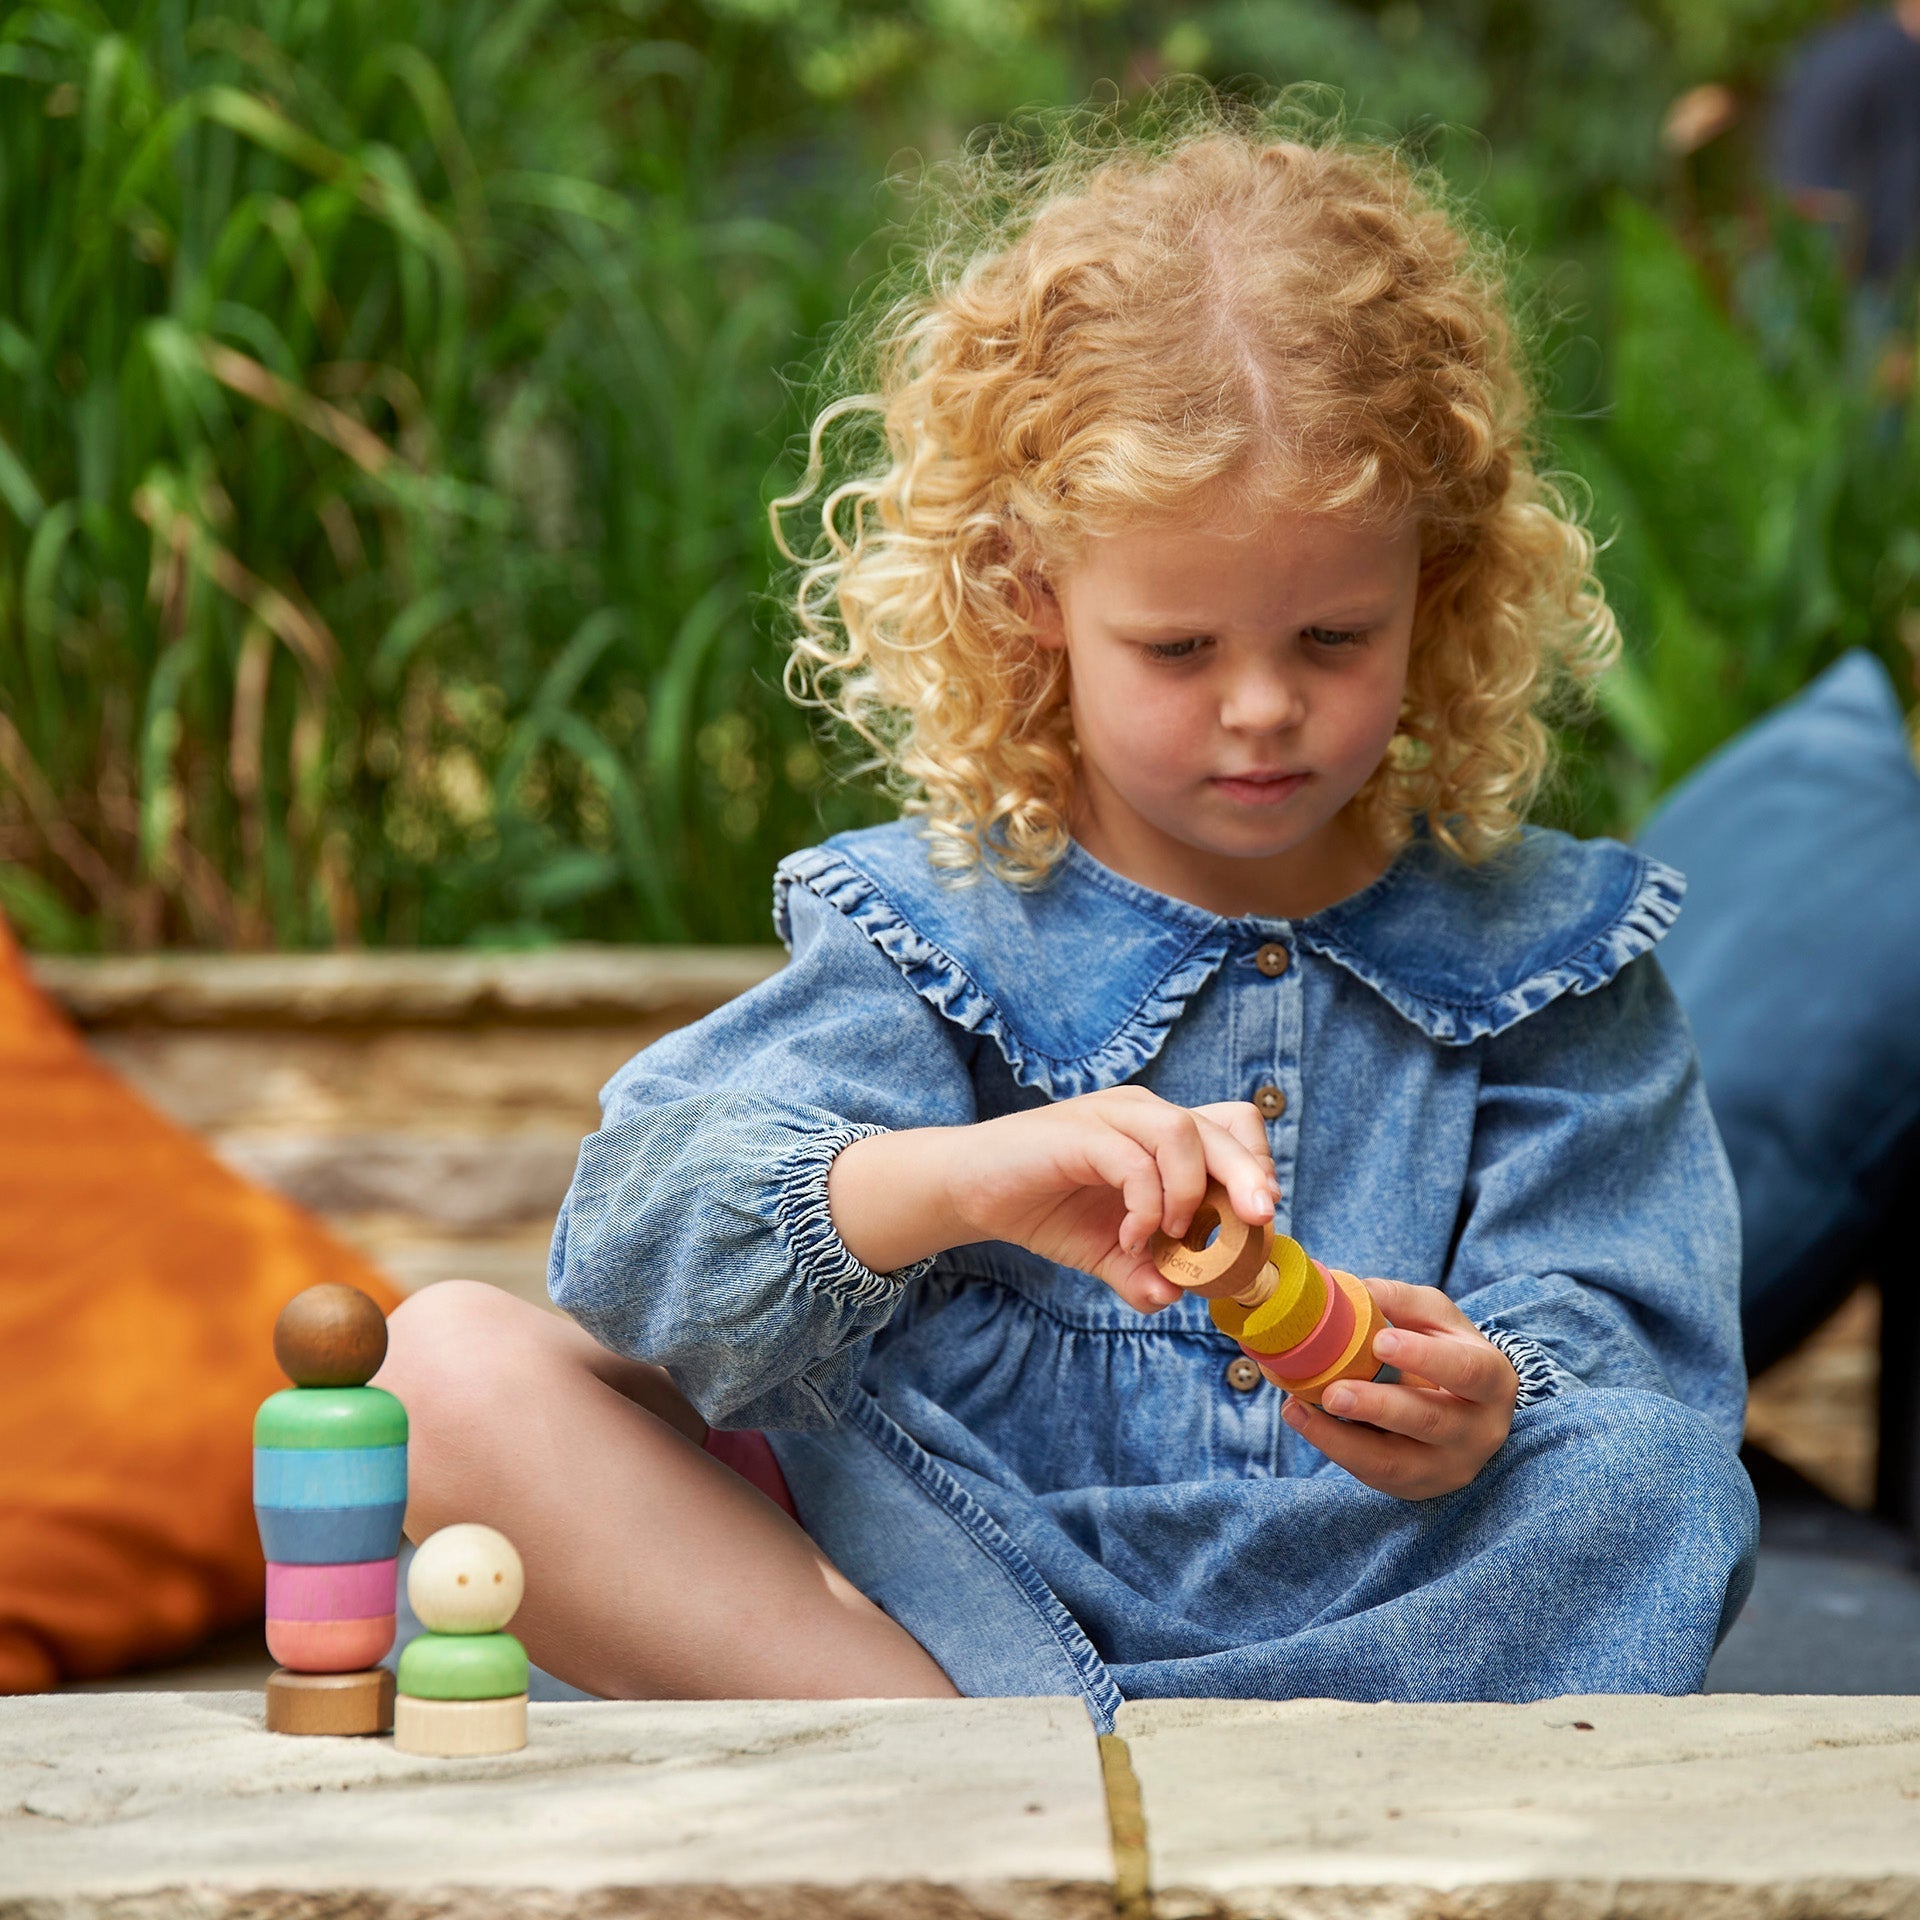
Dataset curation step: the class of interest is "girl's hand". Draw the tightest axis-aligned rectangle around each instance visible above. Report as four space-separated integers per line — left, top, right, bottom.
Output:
1280 1278 1519 1499
828 1090 1280 1313
951 1089 1281 1312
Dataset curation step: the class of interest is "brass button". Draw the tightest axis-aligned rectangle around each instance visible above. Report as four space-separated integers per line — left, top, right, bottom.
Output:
1255 942 1290 978
1253 1083 1287 1120
1225 1356 1264 1392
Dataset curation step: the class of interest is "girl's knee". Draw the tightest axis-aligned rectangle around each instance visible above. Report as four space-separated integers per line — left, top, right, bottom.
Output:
1518 1387 1758 1569
375 1280 570 1457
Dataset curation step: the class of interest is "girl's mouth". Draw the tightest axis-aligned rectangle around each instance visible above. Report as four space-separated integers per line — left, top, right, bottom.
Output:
1209 770 1309 807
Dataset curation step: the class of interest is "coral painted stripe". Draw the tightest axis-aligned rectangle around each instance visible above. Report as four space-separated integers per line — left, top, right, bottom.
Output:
266 1613 396 1673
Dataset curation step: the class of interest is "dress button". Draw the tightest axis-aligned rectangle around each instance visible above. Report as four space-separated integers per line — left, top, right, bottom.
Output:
1225 1356 1264 1392
1255 942 1290 978
1253 1083 1287 1120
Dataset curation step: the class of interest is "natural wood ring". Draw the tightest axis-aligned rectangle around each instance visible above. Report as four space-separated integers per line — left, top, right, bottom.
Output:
1148 1180 1272 1301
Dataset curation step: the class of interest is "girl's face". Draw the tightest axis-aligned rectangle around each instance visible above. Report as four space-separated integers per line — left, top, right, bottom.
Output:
1034 500 1420 919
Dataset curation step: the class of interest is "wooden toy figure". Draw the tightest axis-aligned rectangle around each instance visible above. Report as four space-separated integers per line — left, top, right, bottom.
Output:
1149 1182 1396 1406
254 1283 407 1735
394 1523 530 1757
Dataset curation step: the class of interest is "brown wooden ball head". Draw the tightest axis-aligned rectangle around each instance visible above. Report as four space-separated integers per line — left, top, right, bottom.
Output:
274 1283 389 1388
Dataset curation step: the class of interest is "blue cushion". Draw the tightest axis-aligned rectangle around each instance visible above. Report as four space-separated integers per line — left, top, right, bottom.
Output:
1637 651 1920 1371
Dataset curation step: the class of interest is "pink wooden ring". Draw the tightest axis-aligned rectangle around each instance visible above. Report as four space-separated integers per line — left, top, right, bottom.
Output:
1244 1261 1353 1378
265 1557 399 1622
266 1612 396 1672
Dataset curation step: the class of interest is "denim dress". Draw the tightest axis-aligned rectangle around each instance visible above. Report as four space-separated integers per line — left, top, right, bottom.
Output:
550 821 1758 1729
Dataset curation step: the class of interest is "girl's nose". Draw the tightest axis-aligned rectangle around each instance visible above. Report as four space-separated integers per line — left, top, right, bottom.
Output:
1220 667 1307 735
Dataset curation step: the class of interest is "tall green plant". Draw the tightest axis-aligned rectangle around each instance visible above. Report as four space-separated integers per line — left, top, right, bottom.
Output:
0 0 880 950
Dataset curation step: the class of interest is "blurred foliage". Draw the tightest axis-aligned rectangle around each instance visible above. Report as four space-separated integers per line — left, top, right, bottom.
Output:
0 0 1914 950
1549 204 1920 833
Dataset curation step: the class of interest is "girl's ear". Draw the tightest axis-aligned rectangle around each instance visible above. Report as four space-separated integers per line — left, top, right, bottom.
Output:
1026 576 1067 652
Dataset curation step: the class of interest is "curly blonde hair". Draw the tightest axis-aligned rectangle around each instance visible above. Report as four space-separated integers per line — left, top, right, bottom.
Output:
777 96 1619 882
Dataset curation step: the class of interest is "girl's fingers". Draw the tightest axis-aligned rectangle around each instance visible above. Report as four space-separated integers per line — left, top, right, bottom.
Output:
1315 1377 1471 1445
1099 1247 1184 1313
1138 1108 1211 1241
1369 1323 1517 1408
1191 1114 1280 1228
1080 1131 1166 1251
1357 1275 1474 1335
1280 1396 1413 1485
1192 1100 1276 1165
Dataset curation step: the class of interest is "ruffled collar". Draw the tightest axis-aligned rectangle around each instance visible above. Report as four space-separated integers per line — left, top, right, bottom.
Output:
774 820 1683 1100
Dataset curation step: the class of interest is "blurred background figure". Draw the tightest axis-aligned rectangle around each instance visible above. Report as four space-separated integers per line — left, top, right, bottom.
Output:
1771 0 1920 287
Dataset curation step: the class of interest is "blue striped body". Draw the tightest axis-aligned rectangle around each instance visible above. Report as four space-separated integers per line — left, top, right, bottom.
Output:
254 1502 408 1564
253 1444 408 1509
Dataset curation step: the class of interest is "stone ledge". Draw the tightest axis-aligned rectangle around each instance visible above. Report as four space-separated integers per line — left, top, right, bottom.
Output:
1118 1693 1920 1919
0 1692 1113 1919
30 946 785 1028
8 1692 1920 1919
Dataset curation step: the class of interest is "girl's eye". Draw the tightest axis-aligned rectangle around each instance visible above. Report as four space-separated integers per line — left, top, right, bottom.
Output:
1143 637 1210 661
1305 626 1367 649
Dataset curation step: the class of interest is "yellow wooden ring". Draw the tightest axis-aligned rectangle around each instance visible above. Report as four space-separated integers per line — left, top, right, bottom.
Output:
1208 1238 1323 1353
1261 1269 1392 1405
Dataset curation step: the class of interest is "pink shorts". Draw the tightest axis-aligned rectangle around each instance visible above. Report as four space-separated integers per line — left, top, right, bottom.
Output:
702 1426 799 1521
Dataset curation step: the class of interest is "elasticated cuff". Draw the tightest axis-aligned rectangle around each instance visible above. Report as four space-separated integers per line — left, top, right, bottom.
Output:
1480 1324 1576 1410
772 1123 936 1311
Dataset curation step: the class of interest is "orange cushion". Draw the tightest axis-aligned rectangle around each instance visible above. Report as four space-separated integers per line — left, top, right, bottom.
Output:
0 921 399 1691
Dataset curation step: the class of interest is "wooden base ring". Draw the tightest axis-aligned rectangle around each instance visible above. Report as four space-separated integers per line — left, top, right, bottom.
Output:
393 1691 528 1757
265 1666 395 1736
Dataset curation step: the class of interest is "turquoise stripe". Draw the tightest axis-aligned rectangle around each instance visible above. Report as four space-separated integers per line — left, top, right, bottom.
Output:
253 1445 408 1509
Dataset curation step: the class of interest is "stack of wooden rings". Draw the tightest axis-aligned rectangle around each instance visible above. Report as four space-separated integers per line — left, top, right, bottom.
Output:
1148 1183 1392 1406
254 1284 407 1735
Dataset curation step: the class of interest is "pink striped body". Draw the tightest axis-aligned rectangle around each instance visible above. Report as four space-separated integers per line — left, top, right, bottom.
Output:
266 1612 396 1671
265 1557 398 1621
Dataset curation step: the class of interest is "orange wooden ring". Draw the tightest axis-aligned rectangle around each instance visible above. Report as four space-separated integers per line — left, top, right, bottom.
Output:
1149 1180 1272 1301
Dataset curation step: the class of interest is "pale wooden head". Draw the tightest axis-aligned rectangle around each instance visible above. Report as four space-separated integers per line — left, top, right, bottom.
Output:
408 1523 526 1634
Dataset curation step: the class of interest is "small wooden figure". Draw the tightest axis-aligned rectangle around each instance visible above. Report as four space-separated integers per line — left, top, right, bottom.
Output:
255 1282 408 1735
1149 1183 1394 1406
393 1524 530 1757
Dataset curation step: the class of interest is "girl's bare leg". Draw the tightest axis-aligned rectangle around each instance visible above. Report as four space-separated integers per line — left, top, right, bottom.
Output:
374 1280 958 1702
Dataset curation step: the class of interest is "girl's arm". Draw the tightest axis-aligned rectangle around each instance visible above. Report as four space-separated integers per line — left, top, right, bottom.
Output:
1442 951 1746 1446
548 886 981 1432
551 883 1278 1433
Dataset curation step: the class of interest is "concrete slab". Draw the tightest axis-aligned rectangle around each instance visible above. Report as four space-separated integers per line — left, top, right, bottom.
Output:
1117 1694 1920 1919
0 1691 1113 1919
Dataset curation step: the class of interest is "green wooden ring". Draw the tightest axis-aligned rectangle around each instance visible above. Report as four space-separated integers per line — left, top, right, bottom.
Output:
397 1630 530 1701
254 1387 408 1450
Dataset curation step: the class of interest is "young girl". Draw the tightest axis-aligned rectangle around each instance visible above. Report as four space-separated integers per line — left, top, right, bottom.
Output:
379 113 1757 1725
